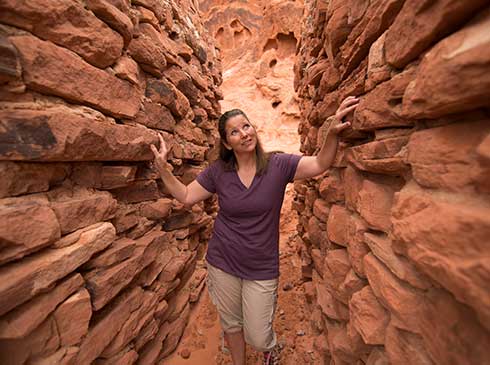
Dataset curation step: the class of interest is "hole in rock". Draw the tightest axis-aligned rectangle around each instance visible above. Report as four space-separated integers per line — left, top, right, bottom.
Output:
263 38 278 52
233 28 251 45
276 32 297 57
215 27 225 47
388 97 403 107
272 101 282 108
216 27 224 38
269 59 277 68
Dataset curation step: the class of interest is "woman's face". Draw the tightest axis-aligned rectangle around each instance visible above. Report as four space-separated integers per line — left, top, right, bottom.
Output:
223 114 257 154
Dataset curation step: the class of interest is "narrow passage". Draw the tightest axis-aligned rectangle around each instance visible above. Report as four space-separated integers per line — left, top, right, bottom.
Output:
165 187 316 364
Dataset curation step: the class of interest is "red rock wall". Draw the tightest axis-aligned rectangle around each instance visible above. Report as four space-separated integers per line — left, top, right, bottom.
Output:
199 0 304 153
294 1 490 364
200 0 302 67
0 1 221 364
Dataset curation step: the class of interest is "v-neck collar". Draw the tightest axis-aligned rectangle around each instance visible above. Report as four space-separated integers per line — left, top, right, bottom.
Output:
235 169 256 190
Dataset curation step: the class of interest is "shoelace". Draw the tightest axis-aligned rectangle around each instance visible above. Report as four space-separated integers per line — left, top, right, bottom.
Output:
263 349 279 365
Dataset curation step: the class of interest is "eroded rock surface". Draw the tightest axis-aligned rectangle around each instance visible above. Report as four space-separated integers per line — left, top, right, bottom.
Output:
0 0 220 363
294 1 490 364
200 0 304 153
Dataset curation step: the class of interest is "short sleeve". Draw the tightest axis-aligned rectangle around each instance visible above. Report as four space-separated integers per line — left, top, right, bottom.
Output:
273 153 302 183
196 162 218 193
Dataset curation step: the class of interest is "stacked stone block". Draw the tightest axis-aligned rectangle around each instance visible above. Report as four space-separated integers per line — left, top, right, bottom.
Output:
0 0 221 364
294 1 490 364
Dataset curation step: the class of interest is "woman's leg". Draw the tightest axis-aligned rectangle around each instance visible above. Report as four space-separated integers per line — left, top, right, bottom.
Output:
225 330 246 365
242 278 279 353
207 263 246 365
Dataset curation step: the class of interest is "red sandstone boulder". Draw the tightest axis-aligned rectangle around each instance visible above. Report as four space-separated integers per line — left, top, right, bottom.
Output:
9 36 140 118
346 214 370 278
0 197 61 265
0 0 123 68
407 120 490 193
354 67 416 131
48 187 117 235
101 291 158 358
110 180 161 204
319 171 345 203
0 222 115 316
86 0 134 46
83 237 136 270
402 11 490 119
385 0 488 69
0 36 21 82
146 78 191 119
416 288 490 364
312 198 330 222
326 204 349 246
391 182 490 330
363 253 422 334
347 136 409 175
113 56 143 86
366 348 390 365
84 230 167 310
343 165 363 212
54 288 91 346
0 273 83 339
159 303 191 359
0 162 69 198
365 32 392 91
75 287 144 365
349 285 389 345
338 0 404 79
364 232 429 290
0 107 160 161
384 321 434 365
358 176 402 232
316 281 349 321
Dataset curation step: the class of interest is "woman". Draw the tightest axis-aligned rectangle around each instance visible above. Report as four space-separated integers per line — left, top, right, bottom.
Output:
151 96 359 365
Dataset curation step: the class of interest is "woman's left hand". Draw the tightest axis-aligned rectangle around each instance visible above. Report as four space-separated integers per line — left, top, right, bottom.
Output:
329 96 360 135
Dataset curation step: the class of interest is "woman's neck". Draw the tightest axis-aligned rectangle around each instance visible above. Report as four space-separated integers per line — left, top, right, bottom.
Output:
234 151 256 171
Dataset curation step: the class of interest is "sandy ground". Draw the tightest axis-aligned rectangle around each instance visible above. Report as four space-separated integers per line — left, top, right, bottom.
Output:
164 186 317 365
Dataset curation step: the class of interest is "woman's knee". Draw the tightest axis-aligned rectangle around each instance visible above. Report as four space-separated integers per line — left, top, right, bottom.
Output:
244 326 276 352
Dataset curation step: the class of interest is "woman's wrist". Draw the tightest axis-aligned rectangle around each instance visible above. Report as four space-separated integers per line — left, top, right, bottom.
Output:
156 160 172 173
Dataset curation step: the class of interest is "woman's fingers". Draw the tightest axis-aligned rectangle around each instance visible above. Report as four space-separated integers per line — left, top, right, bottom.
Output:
343 98 359 108
337 103 359 120
150 144 158 156
331 120 351 134
158 134 171 156
339 97 359 111
340 96 358 107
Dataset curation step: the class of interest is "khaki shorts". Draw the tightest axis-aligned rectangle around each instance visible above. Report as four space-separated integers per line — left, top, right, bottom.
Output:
207 262 278 352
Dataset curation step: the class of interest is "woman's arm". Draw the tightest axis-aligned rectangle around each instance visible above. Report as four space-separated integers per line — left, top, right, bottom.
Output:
151 134 213 205
294 96 359 180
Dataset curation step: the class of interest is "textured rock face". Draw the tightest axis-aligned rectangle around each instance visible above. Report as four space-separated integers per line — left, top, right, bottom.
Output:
0 0 220 363
200 0 304 154
294 1 490 364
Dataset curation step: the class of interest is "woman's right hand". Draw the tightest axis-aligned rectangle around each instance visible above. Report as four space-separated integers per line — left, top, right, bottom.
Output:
150 134 170 171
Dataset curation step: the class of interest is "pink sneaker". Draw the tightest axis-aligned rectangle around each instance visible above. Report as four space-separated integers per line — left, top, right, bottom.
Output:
263 346 280 365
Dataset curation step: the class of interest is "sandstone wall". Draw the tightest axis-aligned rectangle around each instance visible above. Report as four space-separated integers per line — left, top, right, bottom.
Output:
294 1 490 364
199 0 304 153
0 0 222 364
200 0 302 67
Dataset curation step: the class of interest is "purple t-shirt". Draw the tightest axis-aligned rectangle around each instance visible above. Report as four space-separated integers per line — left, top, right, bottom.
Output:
196 153 302 280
